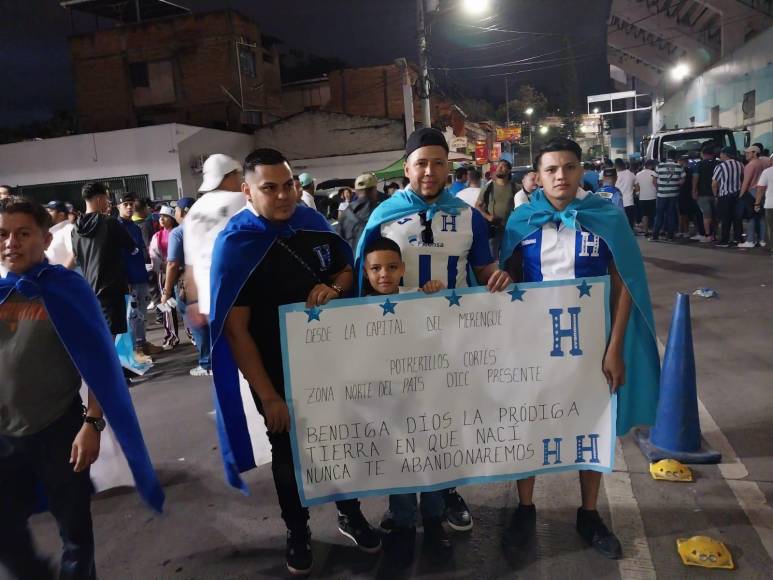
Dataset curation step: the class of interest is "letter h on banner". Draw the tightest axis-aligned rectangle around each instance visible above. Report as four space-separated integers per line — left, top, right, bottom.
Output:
441 215 458 232
549 307 583 357
574 434 600 464
542 437 562 465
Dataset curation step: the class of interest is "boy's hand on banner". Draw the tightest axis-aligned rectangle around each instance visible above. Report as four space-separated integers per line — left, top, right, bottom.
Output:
306 283 340 307
421 280 446 294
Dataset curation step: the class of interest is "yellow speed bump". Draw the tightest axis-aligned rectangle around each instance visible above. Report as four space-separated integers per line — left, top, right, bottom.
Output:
676 536 734 570
650 459 693 482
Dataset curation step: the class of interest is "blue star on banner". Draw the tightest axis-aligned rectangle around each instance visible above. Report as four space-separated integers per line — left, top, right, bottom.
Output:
576 280 592 298
445 291 462 307
508 286 526 302
304 306 322 322
380 298 397 316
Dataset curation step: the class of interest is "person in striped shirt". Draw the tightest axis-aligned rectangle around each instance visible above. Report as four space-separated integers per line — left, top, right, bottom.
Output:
650 149 684 241
712 147 745 247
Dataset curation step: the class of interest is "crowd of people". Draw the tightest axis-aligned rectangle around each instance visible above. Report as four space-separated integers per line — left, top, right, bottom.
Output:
0 125 760 578
575 143 773 249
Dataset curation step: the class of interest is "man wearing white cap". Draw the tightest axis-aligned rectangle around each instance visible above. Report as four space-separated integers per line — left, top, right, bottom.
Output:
297 173 318 210
183 154 245 323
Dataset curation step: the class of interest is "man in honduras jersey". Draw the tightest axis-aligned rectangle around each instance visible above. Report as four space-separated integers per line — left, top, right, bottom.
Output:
500 138 660 560
355 127 512 541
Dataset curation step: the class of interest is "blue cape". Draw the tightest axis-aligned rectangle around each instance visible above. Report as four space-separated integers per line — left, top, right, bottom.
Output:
353 187 471 295
209 206 353 492
0 262 164 511
500 189 660 435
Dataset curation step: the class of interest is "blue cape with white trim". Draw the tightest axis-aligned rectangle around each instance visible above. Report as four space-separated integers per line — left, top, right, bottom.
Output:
0 262 164 512
353 187 471 295
209 206 353 492
500 189 660 435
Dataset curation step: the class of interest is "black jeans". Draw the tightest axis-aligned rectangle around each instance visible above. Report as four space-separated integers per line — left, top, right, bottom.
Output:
250 389 361 532
716 193 743 244
0 400 95 580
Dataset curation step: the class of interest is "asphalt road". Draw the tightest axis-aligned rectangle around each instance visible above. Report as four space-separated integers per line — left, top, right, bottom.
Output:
17 239 773 579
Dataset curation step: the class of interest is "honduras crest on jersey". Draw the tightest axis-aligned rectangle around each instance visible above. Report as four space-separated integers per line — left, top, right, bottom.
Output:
519 223 612 282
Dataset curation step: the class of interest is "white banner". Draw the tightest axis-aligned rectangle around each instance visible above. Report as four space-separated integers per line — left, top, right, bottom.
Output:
279 277 615 506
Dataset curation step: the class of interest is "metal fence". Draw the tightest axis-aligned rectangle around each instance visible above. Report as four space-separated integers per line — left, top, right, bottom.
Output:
17 175 151 210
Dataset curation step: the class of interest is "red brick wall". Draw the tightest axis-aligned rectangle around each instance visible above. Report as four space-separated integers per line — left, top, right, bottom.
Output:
325 64 454 127
69 11 282 132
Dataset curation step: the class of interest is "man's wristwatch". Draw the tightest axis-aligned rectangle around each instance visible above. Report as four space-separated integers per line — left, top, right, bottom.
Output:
82 405 106 432
330 283 344 296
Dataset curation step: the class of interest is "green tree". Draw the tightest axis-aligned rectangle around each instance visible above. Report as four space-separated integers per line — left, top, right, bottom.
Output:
495 84 549 126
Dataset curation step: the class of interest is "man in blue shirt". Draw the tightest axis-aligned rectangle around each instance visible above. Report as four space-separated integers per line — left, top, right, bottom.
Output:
597 168 624 210
501 138 659 560
162 198 209 376
117 193 162 361
448 166 468 195
355 128 512 562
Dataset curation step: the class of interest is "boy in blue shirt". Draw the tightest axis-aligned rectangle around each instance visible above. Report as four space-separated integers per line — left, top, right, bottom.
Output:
597 168 624 211
500 139 660 560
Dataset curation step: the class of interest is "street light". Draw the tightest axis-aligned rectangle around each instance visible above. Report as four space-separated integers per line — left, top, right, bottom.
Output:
416 0 492 128
525 107 534 117
462 0 491 14
671 62 690 82
592 107 600 114
539 126 549 135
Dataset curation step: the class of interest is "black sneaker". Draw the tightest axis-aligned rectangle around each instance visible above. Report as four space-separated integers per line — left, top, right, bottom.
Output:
422 517 453 562
444 489 473 531
379 510 395 534
576 508 622 560
286 527 313 576
502 503 536 548
337 510 381 553
384 526 416 570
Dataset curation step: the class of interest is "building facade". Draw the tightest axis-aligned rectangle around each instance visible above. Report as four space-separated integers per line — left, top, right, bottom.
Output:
69 10 282 133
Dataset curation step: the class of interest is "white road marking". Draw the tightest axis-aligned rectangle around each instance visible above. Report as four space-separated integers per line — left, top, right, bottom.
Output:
656 338 773 561
605 440 657 579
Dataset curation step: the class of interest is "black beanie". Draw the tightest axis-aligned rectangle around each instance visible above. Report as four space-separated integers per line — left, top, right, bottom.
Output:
405 127 449 159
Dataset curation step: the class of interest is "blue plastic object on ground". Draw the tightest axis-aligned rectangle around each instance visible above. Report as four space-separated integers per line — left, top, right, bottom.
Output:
634 293 721 464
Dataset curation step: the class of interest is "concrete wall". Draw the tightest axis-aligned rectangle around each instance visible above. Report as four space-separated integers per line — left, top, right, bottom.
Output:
0 124 254 199
654 27 773 150
253 110 405 159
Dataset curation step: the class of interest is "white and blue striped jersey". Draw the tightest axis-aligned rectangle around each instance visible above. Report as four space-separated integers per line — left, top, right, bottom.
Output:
511 193 612 282
380 206 492 289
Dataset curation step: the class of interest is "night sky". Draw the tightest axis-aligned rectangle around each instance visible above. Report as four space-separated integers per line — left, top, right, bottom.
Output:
0 0 612 128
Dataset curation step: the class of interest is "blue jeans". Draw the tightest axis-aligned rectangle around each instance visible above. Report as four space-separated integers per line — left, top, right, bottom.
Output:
177 295 211 370
652 196 678 238
389 491 445 527
128 283 150 347
0 400 95 580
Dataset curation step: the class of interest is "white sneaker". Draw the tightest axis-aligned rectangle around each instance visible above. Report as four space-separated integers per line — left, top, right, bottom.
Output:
146 301 157 311
189 366 212 377
760 241 767 248
698 236 713 243
690 234 703 241
737 241 756 248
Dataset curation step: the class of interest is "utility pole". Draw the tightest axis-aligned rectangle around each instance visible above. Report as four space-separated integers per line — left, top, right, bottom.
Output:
395 58 415 139
416 0 432 128
505 76 510 126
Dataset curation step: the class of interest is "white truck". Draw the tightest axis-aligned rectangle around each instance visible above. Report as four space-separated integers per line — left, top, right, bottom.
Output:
640 127 750 162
